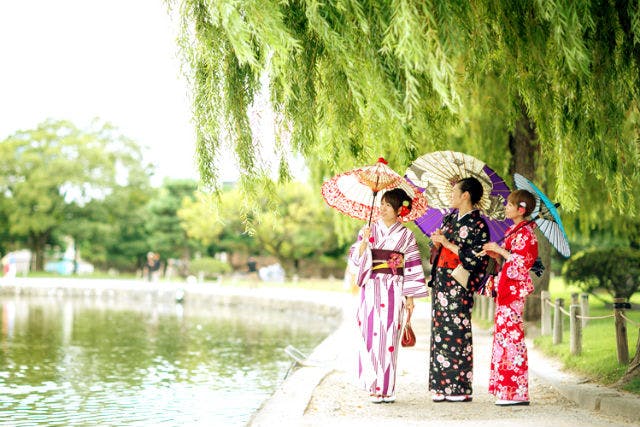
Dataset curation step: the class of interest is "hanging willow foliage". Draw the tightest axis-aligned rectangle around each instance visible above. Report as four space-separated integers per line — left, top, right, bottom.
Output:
170 0 640 226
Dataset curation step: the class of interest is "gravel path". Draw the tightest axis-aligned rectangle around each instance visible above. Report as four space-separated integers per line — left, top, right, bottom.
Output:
299 301 638 427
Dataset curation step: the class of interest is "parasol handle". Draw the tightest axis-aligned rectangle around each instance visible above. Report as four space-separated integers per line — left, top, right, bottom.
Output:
368 191 378 226
368 174 381 226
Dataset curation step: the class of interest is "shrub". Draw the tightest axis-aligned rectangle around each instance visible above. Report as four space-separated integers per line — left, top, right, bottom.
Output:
188 257 232 279
562 247 640 300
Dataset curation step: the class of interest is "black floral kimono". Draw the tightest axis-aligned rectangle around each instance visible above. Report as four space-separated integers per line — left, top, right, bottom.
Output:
428 209 489 396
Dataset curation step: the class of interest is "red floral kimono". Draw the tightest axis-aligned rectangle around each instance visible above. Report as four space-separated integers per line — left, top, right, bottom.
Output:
488 222 538 402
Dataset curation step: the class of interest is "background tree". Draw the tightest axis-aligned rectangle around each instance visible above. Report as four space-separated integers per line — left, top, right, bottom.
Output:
251 182 343 276
178 186 258 257
179 182 347 276
0 120 152 270
59 182 155 273
146 178 203 264
562 247 640 301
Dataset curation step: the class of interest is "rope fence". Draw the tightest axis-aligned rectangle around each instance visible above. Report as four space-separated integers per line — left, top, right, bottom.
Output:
540 291 638 363
621 313 640 328
475 291 639 365
542 297 615 320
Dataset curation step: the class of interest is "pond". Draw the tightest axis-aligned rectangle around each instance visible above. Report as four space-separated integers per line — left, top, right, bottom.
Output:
0 294 338 426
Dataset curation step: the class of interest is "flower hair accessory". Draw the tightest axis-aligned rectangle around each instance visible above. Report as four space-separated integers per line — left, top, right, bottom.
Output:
398 200 411 217
518 201 527 213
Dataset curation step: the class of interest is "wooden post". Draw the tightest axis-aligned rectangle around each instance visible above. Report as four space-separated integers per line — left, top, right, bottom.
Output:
617 328 640 386
580 293 589 328
570 304 582 355
553 298 564 345
473 294 479 316
541 290 551 336
480 295 488 321
571 292 579 306
488 297 495 322
614 297 630 364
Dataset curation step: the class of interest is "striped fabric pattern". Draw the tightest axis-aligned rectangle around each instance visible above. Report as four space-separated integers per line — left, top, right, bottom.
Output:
349 220 428 396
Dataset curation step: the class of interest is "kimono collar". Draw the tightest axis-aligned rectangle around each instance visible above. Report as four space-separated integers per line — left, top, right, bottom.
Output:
376 219 401 234
457 209 478 221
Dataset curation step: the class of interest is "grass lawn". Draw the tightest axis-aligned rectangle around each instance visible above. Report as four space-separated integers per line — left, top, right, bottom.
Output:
534 276 640 394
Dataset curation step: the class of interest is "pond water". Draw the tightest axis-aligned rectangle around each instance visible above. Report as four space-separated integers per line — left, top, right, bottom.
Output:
0 295 337 426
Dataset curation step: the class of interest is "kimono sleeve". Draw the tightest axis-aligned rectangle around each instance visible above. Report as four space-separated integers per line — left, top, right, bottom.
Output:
497 227 538 303
402 231 428 298
347 226 373 287
458 216 490 273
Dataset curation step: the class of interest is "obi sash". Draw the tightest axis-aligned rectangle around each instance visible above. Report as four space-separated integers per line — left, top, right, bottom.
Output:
371 249 404 276
436 246 460 269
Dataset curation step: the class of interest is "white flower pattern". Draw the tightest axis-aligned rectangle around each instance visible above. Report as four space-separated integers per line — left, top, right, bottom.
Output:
430 210 489 396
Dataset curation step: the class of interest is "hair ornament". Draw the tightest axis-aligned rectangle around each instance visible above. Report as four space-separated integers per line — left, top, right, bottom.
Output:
398 200 411 217
519 201 527 208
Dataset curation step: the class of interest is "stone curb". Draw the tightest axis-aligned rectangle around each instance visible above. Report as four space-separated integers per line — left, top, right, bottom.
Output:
248 310 350 426
527 346 640 423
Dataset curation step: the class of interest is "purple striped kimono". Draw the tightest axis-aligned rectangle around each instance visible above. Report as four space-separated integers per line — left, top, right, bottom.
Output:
348 220 428 397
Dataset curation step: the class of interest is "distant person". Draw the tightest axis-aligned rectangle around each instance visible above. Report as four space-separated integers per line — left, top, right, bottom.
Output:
480 189 538 406
146 252 161 282
247 256 259 287
348 188 428 404
2 254 16 278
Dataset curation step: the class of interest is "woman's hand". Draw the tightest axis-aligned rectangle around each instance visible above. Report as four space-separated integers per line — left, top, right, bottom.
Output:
431 231 458 254
430 230 448 246
405 297 414 313
483 242 500 253
358 227 371 256
480 242 509 259
430 229 443 248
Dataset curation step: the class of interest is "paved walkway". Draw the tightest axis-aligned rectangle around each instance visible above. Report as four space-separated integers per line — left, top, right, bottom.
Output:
251 295 640 427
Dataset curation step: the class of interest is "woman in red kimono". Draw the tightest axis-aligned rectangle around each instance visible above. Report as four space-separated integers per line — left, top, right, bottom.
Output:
481 189 538 406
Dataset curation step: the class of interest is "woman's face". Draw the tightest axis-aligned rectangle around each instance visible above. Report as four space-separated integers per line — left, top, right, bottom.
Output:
449 184 465 209
380 199 398 223
505 199 521 220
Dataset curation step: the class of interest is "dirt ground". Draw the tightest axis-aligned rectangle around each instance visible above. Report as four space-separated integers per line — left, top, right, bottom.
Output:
300 302 638 427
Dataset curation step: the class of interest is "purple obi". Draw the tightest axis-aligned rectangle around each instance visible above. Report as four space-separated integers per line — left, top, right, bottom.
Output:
371 249 404 276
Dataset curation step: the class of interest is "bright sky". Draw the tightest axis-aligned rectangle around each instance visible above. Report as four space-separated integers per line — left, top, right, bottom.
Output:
0 0 241 185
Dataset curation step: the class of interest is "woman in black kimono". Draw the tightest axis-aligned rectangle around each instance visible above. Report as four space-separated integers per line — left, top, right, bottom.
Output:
428 177 489 402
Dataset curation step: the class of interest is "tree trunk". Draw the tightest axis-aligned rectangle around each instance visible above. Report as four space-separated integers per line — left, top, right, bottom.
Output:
616 328 640 387
29 231 50 272
508 100 546 322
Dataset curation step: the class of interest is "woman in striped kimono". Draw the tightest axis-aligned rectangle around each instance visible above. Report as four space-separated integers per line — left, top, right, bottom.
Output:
348 188 428 404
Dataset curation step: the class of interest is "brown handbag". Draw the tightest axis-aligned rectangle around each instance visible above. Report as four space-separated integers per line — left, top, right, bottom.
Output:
401 309 416 347
401 323 416 347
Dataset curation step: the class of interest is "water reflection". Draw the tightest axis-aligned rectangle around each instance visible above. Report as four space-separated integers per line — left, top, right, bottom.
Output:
0 295 336 426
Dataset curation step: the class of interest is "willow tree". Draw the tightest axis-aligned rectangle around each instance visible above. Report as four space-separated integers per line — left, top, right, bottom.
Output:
171 1 640 323
172 0 639 213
